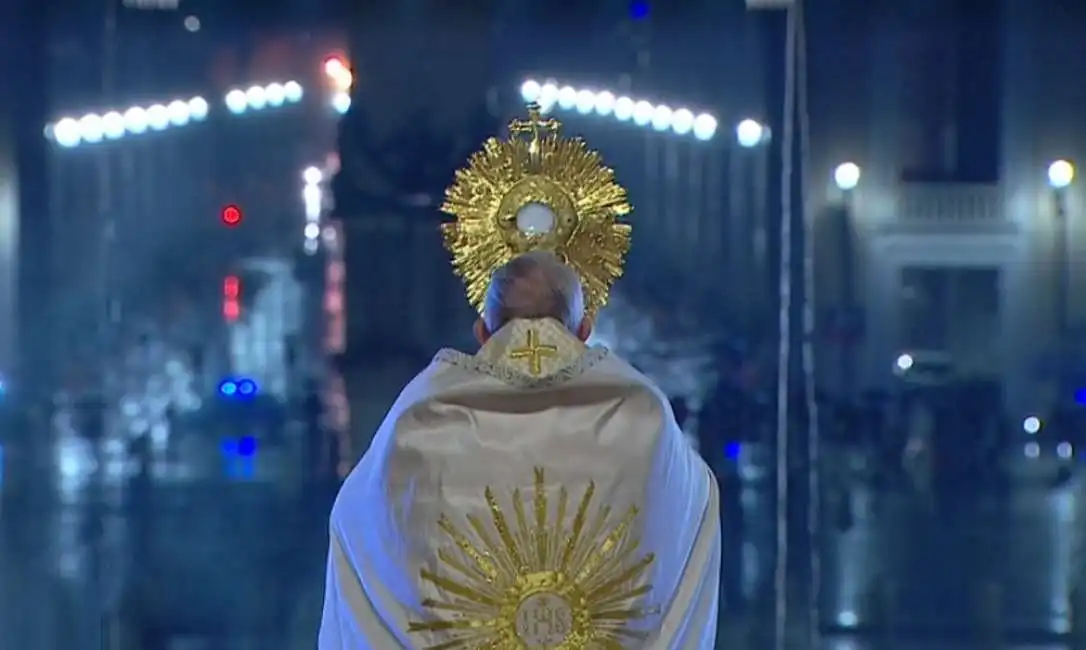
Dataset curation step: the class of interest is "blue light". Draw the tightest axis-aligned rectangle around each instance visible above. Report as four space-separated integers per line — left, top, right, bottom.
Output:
237 379 257 396
222 438 256 480
1075 388 1086 406
629 0 649 20
227 456 255 480
237 435 257 457
725 442 742 461
218 377 258 398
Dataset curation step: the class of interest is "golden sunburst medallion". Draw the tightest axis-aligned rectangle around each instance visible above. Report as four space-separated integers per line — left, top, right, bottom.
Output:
440 103 633 318
408 467 657 649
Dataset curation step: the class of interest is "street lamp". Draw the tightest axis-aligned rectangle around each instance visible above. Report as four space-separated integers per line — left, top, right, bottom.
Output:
1048 160 1074 347
834 162 861 191
736 119 768 148
832 162 862 398
729 119 770 329
1049 159 1075 189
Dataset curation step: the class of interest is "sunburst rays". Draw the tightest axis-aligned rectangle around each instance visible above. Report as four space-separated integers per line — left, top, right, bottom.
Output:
408 467 656 649
441 108 632 319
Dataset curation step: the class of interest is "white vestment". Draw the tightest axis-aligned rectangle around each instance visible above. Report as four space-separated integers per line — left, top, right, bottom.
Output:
318 318 720 649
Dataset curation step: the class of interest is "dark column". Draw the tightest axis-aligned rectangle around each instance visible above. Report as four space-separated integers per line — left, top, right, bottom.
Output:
0 0 51 402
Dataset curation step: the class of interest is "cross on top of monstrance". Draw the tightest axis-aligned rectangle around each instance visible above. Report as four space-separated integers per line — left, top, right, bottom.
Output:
509 103 560 164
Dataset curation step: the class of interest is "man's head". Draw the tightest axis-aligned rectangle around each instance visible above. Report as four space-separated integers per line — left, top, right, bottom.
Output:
474 251 592 344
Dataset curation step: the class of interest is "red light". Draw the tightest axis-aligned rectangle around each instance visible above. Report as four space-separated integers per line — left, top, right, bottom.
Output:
221 204 242 227
223 275 240 298
323 54 347 76
323 54 352 91
223 275 241 321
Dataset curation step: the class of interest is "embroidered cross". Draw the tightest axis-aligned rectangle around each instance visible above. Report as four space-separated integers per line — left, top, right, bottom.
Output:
508 328 558 376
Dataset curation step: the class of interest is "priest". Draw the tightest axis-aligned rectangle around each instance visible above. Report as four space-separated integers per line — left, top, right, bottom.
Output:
318 104 720 649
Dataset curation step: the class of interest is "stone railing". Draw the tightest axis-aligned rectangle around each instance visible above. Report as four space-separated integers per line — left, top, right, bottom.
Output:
895 183 1005 223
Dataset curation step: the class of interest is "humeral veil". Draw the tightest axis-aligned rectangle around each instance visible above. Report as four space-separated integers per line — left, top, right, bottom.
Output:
318 105 720 649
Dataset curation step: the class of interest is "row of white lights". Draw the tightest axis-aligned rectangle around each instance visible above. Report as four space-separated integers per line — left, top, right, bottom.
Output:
520 79 725 142
49 96 210 148
524 78 774 149
223 81 304 115
47 81 315 148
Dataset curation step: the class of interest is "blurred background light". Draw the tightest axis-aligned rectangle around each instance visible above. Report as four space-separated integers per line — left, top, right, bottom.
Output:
834 162 862 191
217 377 258 398
331 92 351 115
221 204 242 227
226 81 303 115
146 104 170 130
519 78 720 141
218 379 238 397
1048 159 1075 189
736 118 767 147
47 82 300 147
323 54 353 92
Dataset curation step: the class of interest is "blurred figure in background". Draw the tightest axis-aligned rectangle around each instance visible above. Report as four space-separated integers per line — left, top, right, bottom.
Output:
163 402 180 467
76 386 108 486
902 391 935 508
302 378 327 479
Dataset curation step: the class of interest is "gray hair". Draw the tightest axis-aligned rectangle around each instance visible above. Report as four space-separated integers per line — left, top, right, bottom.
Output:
482 251 585 333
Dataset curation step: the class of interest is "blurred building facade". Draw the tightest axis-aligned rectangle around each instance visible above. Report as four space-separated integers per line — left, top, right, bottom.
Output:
42 16 334 376
809 0 1086 418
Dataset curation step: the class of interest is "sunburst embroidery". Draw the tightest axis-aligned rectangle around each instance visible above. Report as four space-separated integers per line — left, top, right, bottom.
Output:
408 467 657 649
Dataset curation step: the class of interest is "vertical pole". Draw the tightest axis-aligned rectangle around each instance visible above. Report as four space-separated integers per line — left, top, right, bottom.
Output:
1055 193 1069 345
98 0 118 380
0 8 51 646
774 6 799 650
5 0 51 402
0 62 17 387
753 144 770 327
839 201 855 398
728 148 748 325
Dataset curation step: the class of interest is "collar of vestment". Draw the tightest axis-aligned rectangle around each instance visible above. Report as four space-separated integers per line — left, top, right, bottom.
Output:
434 318 609 388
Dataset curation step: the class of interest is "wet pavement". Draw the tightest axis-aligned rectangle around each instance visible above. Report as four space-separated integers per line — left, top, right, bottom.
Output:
0 428 1082 650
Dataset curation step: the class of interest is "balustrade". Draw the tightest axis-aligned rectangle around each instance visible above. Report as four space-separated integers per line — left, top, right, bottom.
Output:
896 183 1005 223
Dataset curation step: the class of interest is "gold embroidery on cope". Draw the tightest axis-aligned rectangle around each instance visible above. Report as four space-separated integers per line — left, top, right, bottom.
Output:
408 467 657 649
507 328 559 376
